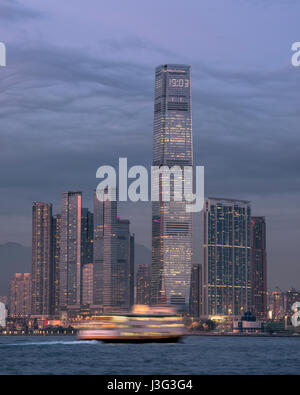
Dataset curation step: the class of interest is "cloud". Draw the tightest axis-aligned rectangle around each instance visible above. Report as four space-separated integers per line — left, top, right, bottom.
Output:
0 32 299 288
0 39 299 199
0 0 41 21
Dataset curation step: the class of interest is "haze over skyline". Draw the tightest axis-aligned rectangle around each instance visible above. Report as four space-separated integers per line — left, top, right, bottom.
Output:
0 0 299 290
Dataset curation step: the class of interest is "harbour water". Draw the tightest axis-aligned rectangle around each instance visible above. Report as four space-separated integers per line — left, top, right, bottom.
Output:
0 335 299 375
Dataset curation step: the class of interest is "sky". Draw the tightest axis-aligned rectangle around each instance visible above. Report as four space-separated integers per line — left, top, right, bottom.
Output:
0 0 299 290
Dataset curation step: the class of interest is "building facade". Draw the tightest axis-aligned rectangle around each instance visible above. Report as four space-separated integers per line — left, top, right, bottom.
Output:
93 191 134 311
136 264 151 305
32 202 52 316
81 208 94 304
59 192 82 311
190 264 202 318
9 273 32 317
82 263 94 305
251 216 267 319
0 303 6 327
201 198 252 318
50 214 61 316
151 64 193 310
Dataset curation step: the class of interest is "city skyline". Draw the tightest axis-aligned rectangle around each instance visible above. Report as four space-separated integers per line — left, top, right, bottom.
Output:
0 1 299 291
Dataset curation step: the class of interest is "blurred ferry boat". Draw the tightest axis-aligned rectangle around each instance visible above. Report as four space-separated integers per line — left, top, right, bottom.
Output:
76 305 185 343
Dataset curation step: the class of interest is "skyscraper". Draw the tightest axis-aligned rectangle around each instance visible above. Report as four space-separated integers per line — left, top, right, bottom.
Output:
93 191 134 311
93 191 117 307
60 192 82 311
81 208 94 268
32 202 52 316
190 264 202 318
201 198 252 318
81 208 94 304
50 214 61 316
251 216 267 319
9 273 32 317
151 64 193 310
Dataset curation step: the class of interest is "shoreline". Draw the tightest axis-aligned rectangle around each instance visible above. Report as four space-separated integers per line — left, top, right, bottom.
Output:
0 331 299 338
188 332 300 338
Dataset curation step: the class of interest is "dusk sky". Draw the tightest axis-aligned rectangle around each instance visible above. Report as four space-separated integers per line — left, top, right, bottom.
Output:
0 0 299 289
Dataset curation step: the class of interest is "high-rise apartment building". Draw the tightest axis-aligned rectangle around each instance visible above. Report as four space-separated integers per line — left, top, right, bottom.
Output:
93 191 134 311
50 214 61 316
151 64 193 310
60 192 82 311
9 273 32 317
251 216 267 319
32 202 52 316
201 198 252 318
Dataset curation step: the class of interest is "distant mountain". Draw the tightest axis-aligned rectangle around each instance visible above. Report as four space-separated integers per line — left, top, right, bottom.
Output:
0 241 151 297
0 242 32 296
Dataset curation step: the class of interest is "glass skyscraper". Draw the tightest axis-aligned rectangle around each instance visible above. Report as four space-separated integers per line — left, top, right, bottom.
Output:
59 191 82 311
151 64 193 310
32 202 52 316
93 191 134 312
201 198 252 318
251 216 267 319
50 214 61 316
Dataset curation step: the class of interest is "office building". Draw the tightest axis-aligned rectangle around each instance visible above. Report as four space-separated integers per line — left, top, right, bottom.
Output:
151 64 193 310
9 273 32 317
82 263 94 305
93 190 134 311
50 214 61 316
201 198 251 318
136 264 151 305
251 216 267 319
32 202 52 315
60 192 82 311
190 264 202 318
81 208 94 304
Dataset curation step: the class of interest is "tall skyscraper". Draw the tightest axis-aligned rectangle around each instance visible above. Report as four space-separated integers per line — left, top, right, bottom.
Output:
93 191 116 307
81 208 94 267
50 214 61 316
81 208 94 304
151 64 193 310
60 192 82 311
251 216 267 319
9 273 32 317
93 191 134 311
32 202 52 316
201 198 252 318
